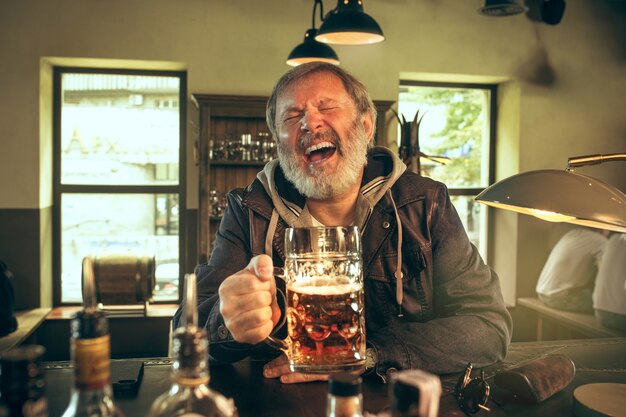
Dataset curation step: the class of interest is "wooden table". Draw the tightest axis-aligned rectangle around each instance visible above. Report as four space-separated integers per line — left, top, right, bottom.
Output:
45 338 626 417
0 308 50 355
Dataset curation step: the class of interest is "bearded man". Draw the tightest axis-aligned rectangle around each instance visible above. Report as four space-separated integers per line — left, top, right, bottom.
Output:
173 62 512 384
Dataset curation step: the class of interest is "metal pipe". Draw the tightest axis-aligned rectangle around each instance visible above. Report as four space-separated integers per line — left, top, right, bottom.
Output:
566 153 626 171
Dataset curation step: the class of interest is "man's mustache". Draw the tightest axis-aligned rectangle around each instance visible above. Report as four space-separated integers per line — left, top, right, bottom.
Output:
299 129 340 151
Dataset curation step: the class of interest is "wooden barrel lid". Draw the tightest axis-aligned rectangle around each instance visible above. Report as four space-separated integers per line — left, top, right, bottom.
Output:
572 383 626 417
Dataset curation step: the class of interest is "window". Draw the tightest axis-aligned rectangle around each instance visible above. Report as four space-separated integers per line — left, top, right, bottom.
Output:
398 81 496 259
53 68 186 304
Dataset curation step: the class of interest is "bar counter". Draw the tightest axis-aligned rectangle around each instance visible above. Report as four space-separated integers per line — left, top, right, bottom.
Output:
45 337 626 417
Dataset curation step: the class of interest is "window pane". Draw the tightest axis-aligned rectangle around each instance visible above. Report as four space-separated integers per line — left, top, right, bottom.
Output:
61 193 179 303
60 73 180 185
451 195 488 260
398 86 491 188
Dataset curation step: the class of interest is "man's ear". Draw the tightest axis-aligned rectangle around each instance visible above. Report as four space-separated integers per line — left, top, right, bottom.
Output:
361 112 375 142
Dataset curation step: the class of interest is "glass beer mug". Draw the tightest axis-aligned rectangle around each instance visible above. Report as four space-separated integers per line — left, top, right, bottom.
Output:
266 226 366 374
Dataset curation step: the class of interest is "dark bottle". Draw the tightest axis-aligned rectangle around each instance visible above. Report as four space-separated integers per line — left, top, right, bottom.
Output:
0 345 48 417
146 273 237 417
327 374 364 417
61 258 124 417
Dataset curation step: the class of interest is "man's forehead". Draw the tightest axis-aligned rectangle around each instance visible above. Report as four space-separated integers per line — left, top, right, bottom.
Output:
277 72 350 106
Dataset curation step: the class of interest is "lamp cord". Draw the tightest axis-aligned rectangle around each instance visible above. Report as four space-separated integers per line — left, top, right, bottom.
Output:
312 0 325 29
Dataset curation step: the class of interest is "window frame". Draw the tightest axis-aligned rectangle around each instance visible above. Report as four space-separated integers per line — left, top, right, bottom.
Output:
398 80 497 256
52 67 187 306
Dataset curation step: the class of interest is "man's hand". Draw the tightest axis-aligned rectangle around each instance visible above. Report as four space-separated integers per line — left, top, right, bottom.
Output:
263 354 330 384
218 254 281 344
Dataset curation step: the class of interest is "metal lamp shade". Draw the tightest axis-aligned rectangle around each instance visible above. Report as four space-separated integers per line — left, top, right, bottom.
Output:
287 28 340 66
475 169 626 233
316 0 384 45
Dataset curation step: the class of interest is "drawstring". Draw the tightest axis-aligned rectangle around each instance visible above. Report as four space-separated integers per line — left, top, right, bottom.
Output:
262 208 286 337
389 191 404 318
265 209 279 259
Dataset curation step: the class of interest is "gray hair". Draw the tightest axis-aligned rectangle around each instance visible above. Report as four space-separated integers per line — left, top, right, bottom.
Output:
266 62 377 141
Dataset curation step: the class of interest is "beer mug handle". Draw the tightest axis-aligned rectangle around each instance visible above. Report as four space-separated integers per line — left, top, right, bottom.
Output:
265 267 289 352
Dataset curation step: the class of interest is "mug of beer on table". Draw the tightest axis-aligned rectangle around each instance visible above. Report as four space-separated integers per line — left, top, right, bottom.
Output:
267 226 366 374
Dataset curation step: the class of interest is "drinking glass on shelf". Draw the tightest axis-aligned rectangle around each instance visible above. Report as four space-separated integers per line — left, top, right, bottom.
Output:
265 141 277 161
209 190 221 217
226 135 242 161
251 140 262 162
212 136 227 161
257 132 273 162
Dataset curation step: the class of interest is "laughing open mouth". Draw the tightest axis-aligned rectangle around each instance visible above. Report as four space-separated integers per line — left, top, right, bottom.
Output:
304 141 337 163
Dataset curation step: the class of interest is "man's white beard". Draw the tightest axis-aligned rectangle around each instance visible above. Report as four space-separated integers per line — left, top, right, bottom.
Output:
278 120 369 200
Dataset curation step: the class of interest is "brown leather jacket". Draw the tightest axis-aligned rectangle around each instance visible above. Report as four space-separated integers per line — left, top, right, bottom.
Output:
175 149 512 381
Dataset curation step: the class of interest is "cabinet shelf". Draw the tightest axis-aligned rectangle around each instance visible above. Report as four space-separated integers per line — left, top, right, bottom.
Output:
192 94 270 263
208 160 268 167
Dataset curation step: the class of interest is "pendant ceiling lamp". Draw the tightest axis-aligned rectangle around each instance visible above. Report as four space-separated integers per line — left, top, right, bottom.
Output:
478 0 528 17
315 0 385 45
287 0 340 66
475 153 626 233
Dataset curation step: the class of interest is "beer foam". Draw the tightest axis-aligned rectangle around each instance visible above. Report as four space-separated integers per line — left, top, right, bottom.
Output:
287 281 361 295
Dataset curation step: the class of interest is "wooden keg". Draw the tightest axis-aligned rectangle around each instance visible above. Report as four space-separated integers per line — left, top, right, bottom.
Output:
84 254 155 305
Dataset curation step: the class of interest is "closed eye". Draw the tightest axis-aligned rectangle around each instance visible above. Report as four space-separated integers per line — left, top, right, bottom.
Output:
282 113 302 123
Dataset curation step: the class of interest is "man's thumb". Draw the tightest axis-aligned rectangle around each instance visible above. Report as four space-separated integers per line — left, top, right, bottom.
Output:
248 254 274 281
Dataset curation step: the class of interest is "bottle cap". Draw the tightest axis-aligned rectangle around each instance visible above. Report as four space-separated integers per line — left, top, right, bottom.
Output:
71 309 108 339
390 369 442 414
391 375 421 412
329 374 362 397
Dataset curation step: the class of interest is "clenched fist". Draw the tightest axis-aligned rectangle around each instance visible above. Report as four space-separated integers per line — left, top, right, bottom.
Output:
218 254 282 344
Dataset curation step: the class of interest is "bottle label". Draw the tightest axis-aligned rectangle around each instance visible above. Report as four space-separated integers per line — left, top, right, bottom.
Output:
172 376 210 386
72 335 111 390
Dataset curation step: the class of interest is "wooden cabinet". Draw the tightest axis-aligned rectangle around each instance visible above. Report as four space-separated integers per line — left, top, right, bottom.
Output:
192 94 394 263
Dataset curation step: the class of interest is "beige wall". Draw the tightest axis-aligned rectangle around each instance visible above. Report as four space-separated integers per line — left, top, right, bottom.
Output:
0 0 624 305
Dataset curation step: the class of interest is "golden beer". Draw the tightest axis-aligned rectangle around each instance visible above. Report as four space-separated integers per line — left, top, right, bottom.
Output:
286 257 365 373
266 227 365 373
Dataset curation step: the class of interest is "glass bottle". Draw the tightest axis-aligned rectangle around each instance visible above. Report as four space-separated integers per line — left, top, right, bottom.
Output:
0 345 48 417
327 374 364 417
61 258 124 417
207 138 215 161
240 134 251 161
209 190 221 217
389 370 441 417
147 273 237 417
